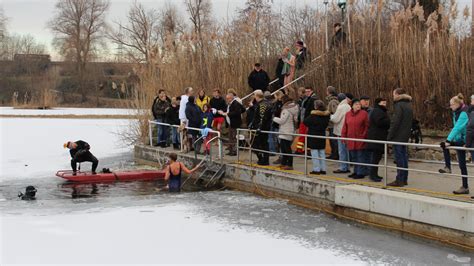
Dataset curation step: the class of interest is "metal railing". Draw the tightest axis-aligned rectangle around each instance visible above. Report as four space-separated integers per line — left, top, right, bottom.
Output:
148 120 223 164
236 128 474 187
241 54 326 102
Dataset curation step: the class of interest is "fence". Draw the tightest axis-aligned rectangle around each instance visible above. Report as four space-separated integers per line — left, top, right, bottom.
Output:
148 120 223 164
236 128 474 187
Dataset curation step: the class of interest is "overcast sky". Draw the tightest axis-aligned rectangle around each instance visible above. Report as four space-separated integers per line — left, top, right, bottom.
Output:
2 0 472 59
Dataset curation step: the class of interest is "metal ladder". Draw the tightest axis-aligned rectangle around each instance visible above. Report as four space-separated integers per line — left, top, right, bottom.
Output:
194 162 226 188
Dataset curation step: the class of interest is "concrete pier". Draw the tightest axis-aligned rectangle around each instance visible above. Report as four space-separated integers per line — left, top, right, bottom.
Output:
134 144 474 251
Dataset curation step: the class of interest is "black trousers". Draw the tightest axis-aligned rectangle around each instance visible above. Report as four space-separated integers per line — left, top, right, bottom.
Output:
252 132 269 164
369 149 383 177
280 139 293 167
71 151 99 172
329 128 338 159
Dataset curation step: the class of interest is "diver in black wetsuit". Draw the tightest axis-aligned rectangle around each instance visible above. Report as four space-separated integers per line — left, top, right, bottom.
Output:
164 153 200 192
64 140 99 175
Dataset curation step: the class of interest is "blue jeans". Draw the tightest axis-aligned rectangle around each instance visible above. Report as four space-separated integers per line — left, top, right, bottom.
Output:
156 118 168 145
349 150 366 176
311 149 326 172
456 150 468 188
361 149 371 175
171 127 180 145
337 139 349 171
268 126 278 153
393 145 408 183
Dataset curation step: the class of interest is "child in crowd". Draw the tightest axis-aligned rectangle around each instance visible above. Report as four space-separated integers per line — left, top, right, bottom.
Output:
201 104 215 155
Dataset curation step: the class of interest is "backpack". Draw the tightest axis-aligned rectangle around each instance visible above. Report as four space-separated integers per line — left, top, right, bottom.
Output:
410 119 423 144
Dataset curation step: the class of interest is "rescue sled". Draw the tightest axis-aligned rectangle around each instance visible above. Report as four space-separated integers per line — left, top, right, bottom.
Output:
56 170 166 183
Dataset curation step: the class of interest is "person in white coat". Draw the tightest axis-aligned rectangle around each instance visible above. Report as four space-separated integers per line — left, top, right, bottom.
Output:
273 95 299 170
330 93 353 174
179 87 194 126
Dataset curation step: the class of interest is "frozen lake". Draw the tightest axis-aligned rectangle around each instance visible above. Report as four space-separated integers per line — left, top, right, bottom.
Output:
0 112 472 265
0 107 135 116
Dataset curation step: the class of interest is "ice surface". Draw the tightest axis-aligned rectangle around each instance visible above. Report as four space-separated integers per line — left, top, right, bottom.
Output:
0 107 134 116
1 204 366 265
0 118 131 181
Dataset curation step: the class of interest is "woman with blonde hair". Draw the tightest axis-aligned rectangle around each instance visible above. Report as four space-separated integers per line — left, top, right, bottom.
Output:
196 89 210 111
281 47 296 86
443 94 470 195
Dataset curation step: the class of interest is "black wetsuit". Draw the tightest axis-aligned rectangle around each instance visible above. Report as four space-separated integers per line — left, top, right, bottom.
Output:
70 140 98 173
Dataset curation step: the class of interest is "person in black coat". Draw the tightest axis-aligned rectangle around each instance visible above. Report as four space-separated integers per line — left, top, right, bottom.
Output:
64 140 99 175
274 57 285 90
219 93 245 156
250 90 273 165
304 100 330 175
165 97 181 150
248 63 270 92
185 96 203 151
331 23 347 49
387 88 413 187
209 89 227 131
367 98 390 182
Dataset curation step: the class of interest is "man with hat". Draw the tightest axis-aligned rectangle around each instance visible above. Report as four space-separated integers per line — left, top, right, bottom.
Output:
64 140 99 175
295 41 308 71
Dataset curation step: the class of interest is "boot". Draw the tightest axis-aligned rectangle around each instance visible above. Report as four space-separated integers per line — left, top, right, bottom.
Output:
438 167 451 174
387 180 405 187
369 176 382 182
453 187 469 195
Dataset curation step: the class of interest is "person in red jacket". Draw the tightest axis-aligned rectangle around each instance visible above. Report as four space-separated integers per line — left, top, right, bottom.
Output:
341 99 369 179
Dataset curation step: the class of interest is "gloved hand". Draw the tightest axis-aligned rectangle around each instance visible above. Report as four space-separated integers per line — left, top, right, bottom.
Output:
440 142 445 149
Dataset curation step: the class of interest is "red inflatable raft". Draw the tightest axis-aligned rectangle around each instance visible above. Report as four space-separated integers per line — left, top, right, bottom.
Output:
56 170 166 183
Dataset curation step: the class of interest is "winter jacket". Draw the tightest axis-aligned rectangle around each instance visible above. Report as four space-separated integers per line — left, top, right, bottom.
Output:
466 106 474 148
248 69 270 91
272 100 283 128
330 99 351 136
295 47 308 70
185 101 203 129
251 99 272 131
273 101 299 141
227 99 245 129
179 95 189 121
331 29 347 48
210 96 227 118
387 94 413 143
447 106 468 145
299 93 318 123
367 105 390 151
326 95 339 129
165 105 180 125
201 111 214 129
196 95 210 111
70 140 90 158
342 109 369 151
152 97 171 120
304 110 330 150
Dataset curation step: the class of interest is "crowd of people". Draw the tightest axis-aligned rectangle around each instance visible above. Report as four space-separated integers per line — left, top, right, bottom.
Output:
152 83 474 195
151 32 473 195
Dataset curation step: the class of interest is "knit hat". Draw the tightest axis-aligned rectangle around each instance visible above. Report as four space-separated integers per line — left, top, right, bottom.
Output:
344 93 354 100
337 93 347 102
374 98 387 105
360 95 370 100
351 98 360 106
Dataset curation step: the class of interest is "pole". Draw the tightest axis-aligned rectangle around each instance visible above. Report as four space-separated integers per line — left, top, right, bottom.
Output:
237 129 240 163
384 143 388 187
304 135 308 176
148 121 153 147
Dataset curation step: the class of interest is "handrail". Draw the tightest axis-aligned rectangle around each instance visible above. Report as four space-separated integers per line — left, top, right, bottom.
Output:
236 128 474 187
241 54 325 102
149 120 222 162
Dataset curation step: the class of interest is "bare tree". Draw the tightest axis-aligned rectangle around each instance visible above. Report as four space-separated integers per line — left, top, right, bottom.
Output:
108 2 161 65
48 0 109 101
